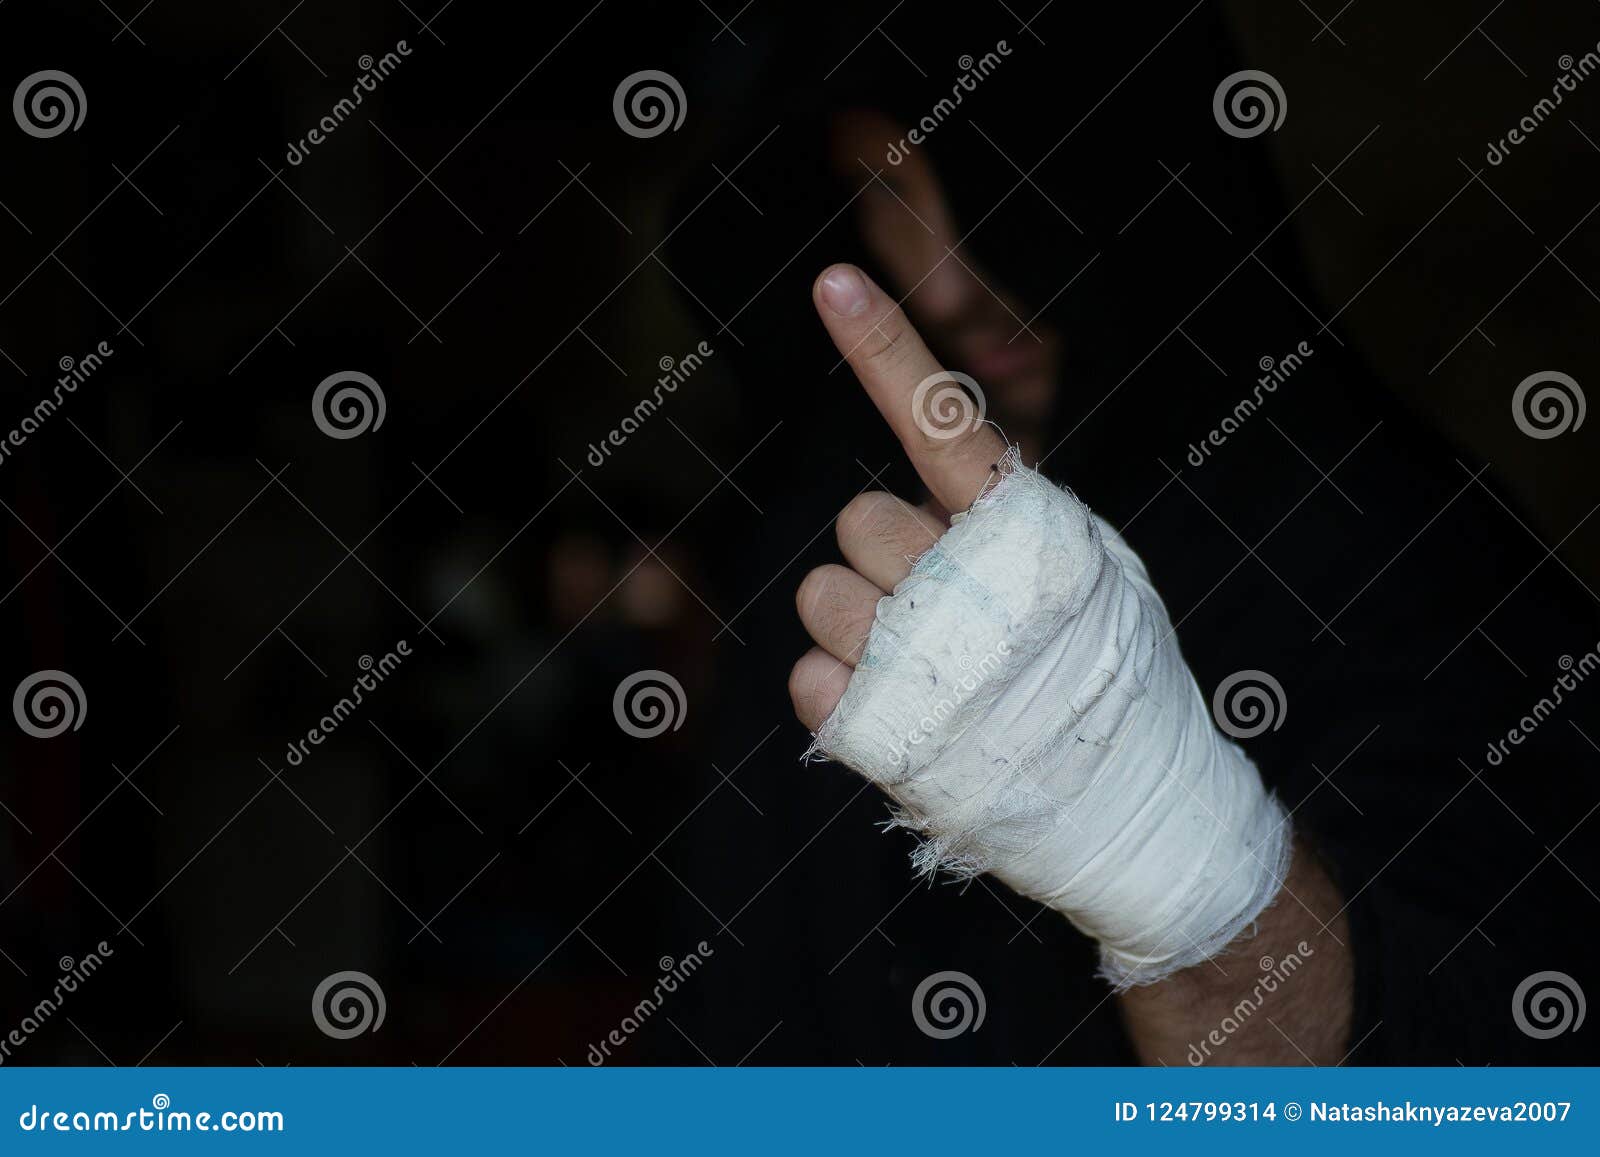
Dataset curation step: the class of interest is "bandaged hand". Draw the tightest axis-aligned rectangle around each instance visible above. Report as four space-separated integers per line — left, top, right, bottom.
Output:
791 264 1291 986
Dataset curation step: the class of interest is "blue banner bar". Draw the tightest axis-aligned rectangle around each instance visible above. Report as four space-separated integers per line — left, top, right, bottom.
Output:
0 1068 1594 1153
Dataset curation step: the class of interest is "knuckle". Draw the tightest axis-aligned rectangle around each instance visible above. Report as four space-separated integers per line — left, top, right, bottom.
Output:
787 654 814 713
913 421 994 474
789 650 848 729
795 564 840 622
853 311 913 374
918 420 983 458
836 491 895 554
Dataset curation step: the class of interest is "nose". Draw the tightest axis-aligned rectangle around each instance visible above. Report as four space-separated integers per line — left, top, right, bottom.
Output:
903 248 986 326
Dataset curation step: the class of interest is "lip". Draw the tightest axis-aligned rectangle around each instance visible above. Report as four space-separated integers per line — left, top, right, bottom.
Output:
967 339 1047 382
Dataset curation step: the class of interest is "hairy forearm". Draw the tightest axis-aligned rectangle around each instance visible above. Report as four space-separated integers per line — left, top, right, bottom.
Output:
1117 839 1353 1066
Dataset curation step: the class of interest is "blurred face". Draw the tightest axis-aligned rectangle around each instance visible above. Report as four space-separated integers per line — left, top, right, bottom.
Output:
830 109 1061 436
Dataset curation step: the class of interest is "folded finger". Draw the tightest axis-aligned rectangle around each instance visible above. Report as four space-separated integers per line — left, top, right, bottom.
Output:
788 646 851 731
836 492 947 592
796 563 882 666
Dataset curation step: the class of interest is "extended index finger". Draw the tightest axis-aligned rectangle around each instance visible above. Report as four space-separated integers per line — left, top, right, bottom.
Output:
814 263 1007 513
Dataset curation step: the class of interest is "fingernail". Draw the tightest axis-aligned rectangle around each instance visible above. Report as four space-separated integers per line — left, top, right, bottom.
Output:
820 266 870 317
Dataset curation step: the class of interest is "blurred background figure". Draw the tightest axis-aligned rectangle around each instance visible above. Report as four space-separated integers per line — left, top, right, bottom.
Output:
1 0 1596 1064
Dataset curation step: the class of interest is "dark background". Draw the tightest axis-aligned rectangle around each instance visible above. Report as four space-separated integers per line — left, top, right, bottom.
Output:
1 0 1597 1064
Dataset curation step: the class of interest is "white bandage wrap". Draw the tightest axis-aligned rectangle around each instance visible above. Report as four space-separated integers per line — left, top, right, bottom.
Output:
808 452 1291 986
